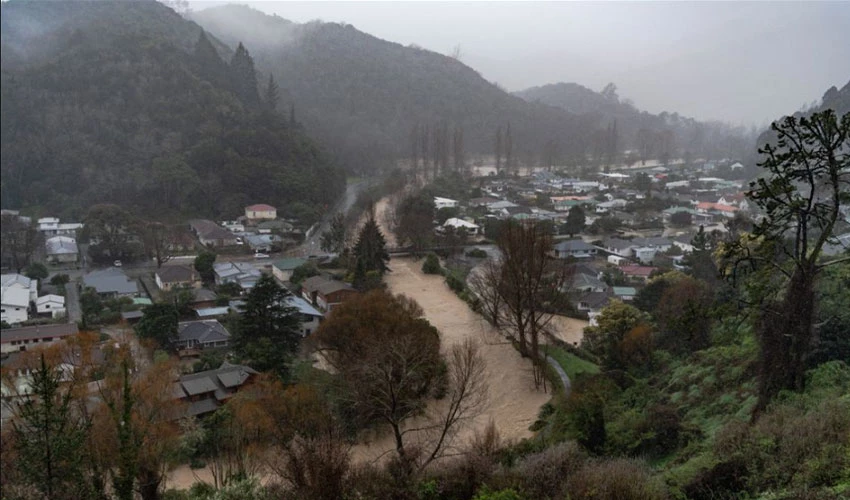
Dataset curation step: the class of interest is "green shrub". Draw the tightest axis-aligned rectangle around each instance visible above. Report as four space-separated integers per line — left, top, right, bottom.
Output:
422 253 442 274
465 248 488 259
446 273 465 293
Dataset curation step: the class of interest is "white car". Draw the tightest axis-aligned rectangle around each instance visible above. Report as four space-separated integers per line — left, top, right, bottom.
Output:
254 252 270 259
113 260 123 267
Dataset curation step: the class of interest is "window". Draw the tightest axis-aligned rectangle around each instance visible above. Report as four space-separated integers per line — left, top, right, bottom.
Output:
44 337 52 342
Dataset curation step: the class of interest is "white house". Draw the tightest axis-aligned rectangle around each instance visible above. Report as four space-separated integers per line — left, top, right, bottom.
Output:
1 323 78 355
36 295 66 319
1 274 38 302
443 218 480 235
633 247 658 265
286 295 324 336
1 287 30 325
552 240 597 259
45 236 79 263
434 197 459 210
37 217 83 238
244 204 277 220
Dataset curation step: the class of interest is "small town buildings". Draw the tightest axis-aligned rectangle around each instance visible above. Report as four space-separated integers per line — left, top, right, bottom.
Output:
613 287 637 301
173 362 257 418
35 295 66 319
301 276 358 311
37 217 83 238
83 268 139 297
573 291 611 326
1 274 38 303
1 287 29 325
213 262 261 290
175 320 231 350
697 202 739 218
434 197 459 210
272 258 307 283
189 288 218 310
189 220 238 247
1 323 78 354
244 204 277 221
620 265 657 282
467 197 500 208
286 295 324 336
601 238 637 258
244 234 279 252
45 236 79 263
443 218 480 235
552 240 597 259
155 265 201 291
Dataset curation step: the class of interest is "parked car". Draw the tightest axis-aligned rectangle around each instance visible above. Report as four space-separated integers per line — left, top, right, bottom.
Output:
113 260 122 267
254 252 270 259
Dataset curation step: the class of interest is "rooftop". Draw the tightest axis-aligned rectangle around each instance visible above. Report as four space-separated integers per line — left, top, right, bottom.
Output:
1 323 78 344
246 204 276 211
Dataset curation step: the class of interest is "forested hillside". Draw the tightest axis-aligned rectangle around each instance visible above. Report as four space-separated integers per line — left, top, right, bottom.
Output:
0 0 344 221
515 82 757 164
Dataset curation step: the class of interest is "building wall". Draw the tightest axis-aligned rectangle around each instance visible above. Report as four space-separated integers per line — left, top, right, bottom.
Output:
272 267 294 282
1 305 28 325
1 336 67 354
246 209 276 220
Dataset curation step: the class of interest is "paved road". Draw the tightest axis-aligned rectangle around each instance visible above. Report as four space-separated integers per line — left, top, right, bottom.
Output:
64 280 81 323
546 355 572 397
299 179 374 256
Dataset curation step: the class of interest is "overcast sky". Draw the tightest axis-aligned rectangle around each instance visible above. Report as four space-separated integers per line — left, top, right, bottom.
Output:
190 1 850 126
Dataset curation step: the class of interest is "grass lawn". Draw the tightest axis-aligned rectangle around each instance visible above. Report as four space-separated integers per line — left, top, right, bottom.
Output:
541 345 599 381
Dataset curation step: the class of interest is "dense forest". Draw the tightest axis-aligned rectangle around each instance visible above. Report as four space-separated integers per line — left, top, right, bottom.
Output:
515 82 759 164
190 5 756 173
0 0 345 221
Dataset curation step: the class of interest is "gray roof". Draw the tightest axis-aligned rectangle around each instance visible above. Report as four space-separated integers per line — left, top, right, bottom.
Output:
189 219 235 241
633 237 673 247
45 236 78 255
302 276 354 296
286 295 324 318
83 267 138 295
574 291 612 310
174 362 258 409
554 239 596 252
177 320 231 344
191 288 217 303
0 274 33 289
156 265 198 284
603 238 638 250
571 273 607 291
1 323 78 344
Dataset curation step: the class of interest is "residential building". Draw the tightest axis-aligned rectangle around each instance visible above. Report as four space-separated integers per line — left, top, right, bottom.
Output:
621 265 657 282
1 274 38 302
213 262 262 290
601 238 637 258
434 197 459 210
244 204 277 221
189 220 238 247
1 287 29 325
552 240 597 259
244 233 279 252
272 258 307 283
175 320 231 350
286 295 324 336
613 287 637 301
573 291 611 326
82 268 139 297
189 288 218 310
172 362 258 418
569 273 608 293
443 218 480 235
36 295 66 319
155 265 201 291
45 236 79 263
37 217 83 238
301 276 358 311
1 323 78 354
697 202 738 218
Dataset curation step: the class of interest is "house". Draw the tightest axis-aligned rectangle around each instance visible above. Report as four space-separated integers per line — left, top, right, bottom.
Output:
697 202 738 218
37 217 83 238
45 236 79 263
286 295 324 336
632 237 673 252
36 295 66 319
155 265 201 291
175 320 231 350
1 274 38 303
272 258 307 283
82 268 139 298
663 207 698 224
632 247 658 265
1 287 29 325
245 204 277 221
610 211 638 227
569 272 608 293
595 199 628 214
189 288 218 310
501 206 534 219
612 287 637 301
601 238 637 258
213 262 261 290
672 235 696 253
244 233 279 252
189 220 238 247
467 197 500 208
487 200 519 212
301 276 358 311
1 323 78 354
572 291 611 326
717 194 750 212
621 265 657 282
552 240 597 259
443 218 480 236
434 197 459 210
172 362 258 418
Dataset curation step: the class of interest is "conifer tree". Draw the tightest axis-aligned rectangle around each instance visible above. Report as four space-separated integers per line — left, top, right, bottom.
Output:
264 74 280 112
353 212 390 275
230 42 260 108
193 30 228 88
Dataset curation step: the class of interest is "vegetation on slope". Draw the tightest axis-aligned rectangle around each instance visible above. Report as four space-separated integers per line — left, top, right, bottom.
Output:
0 0 345 221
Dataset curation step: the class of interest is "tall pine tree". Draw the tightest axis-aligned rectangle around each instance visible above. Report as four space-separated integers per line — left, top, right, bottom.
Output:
264 74 280 112
353 211 390 275
229 42 260 109
193 30 229 89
